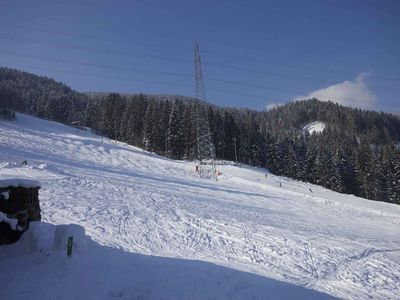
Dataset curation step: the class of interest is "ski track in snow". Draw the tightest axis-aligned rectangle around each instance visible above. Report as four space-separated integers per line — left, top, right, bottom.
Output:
1 114 400 299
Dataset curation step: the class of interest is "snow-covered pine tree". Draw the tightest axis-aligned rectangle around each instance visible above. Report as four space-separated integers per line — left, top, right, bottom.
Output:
384 146 400 204
143 101 156 152
183 102 197 159
167 100 184 159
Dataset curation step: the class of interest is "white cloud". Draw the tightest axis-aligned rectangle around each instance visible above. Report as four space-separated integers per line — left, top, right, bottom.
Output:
294 73 377 110
265 102 284 110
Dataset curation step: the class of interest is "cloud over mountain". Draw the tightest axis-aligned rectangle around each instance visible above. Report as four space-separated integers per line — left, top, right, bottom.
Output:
295 73 377 110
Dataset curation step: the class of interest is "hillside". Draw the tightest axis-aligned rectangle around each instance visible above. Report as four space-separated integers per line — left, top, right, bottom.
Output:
0 113 399 299
1 66 400 204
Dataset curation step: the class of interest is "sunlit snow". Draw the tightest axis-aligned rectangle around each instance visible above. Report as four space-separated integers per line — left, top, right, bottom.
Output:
0 113 399 299
302 121 326 134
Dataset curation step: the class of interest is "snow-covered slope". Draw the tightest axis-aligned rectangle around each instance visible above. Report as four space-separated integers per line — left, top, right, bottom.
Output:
303 121 326 134
1 114 399 299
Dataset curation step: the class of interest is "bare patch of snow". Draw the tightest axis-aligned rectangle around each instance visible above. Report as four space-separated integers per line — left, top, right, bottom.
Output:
302 121 326 135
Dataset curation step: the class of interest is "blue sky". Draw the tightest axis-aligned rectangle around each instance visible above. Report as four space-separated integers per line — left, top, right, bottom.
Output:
0 0 399 112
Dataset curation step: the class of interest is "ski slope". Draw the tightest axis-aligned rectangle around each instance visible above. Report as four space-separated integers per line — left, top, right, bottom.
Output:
303 121 326 134
1 113 399 299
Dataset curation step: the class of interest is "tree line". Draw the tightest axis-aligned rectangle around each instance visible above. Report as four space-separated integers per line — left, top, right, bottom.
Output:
1 66 399 204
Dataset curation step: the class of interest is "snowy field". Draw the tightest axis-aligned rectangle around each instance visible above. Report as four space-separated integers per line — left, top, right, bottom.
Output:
1 114 399 299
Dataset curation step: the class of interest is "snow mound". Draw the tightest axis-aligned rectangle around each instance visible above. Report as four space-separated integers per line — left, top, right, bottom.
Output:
54 224 86 252
18 222 86 255
302 121 326 134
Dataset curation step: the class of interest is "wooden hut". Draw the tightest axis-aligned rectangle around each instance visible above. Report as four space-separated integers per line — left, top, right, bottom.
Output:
0 179 41 244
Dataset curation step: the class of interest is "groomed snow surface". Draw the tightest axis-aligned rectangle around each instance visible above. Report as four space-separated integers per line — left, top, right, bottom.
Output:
1 114 399 300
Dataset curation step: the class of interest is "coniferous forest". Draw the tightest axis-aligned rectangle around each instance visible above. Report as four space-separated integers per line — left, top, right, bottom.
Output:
1 67 400 204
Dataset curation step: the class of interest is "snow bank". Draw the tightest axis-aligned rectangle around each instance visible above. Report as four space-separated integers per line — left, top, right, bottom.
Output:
54 224 86 252
21 221 56 253
0 178 41 188
0 222 336 300
18 222 86 255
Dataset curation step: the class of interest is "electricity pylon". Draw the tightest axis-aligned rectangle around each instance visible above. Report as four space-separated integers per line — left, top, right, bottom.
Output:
194 40 217 180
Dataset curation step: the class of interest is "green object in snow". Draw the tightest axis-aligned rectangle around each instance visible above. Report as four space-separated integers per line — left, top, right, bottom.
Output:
67 236 73 257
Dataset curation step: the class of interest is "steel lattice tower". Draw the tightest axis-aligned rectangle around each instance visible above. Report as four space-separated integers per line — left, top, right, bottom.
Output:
194 41 206 101
194 41 216 179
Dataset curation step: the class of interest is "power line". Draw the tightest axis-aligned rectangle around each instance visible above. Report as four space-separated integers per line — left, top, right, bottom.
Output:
1 61 398 110
202 49 400 82
1 50 400 104
1 47 399 98
0 34 191 64
1 33 399 94
1 27 399 83
0 22 193 55
0 50 191 79
1 30 400 90
0 61 273 102
0 52 365 101
203 61 400 93
0 2 395 60
0 62 193 89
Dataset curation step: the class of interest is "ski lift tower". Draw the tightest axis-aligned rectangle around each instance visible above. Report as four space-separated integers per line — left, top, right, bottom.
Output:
194 41 217 180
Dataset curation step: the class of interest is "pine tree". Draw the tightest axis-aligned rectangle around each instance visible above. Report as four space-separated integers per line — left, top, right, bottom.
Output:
182 103 197 159
102 94 115 138
355 143 374 199
159 100 171 153
371 149 387 201
167 101 184 159
384 146 400 204
334 148 357 194
142 102 156 152
222 111 237 161
294 137 308 181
